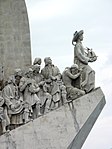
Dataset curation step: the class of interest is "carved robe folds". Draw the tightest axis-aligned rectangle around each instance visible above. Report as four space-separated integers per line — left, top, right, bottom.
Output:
3 83 24 125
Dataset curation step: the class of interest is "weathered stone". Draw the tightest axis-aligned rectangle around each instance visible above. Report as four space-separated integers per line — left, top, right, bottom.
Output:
0 0 31 79
72 30 97 93
0 87 105 149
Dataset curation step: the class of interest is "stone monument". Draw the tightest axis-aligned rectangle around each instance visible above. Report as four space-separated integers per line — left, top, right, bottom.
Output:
0 0 32 79
0 1 105 149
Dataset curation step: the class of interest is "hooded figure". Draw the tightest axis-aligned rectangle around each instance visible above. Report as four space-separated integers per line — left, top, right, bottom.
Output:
33 58 42 66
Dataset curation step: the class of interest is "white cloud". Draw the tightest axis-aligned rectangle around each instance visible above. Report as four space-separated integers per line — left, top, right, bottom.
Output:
26 0 78 21
82 116 112 149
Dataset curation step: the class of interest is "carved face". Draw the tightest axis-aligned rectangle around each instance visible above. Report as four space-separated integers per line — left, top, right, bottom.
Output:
71 68 79 75
79 34 83 41
37 59 42 65
27 71 33 78
45 57 52 65
15 75 22 86
35 66 40 73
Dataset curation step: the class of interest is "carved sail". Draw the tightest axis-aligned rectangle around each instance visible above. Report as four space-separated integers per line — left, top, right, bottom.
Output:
0 0 32 79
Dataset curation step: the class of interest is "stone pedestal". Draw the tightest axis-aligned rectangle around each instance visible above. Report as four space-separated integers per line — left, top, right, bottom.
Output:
0 0 31 78
0 87 105 149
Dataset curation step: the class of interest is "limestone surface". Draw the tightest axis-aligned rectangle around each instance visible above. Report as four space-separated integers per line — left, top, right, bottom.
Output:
0 0 31 78
0 87 105 149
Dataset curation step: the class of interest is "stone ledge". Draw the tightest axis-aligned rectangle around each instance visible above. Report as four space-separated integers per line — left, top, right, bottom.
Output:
0 87 105 149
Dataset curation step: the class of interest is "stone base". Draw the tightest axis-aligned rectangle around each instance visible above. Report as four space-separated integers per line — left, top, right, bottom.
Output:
0 87 105 149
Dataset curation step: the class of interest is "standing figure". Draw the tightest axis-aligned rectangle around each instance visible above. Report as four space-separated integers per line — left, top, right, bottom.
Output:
41 57 61 108
32 64 52 114
0 93 9 134
56 73 67 105
14 68 23 86
19 68 41 123
72 30 97 93
62 64 85 100
60 84 67 104
3 76 24 129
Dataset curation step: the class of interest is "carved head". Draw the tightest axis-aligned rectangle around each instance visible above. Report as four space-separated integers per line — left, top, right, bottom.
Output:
33 58 42 65
14 69 23 86
44 57 52 65
25 68 33 78
7 75 15 84
14 68 22 77
32 64 40 73
70 64 79 75
72 30 84 44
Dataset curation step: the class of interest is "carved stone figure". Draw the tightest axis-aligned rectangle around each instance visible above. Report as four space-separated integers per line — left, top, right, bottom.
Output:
33 58 42 66
14 69 23 86
56 74 67 105
2 76 24 128
62 64 85 100
19 68 41 123
0 93 8 134
41 57 61 108
0 0 32 79
60 84 67 104
0 66 4 90
72 30 97 93
32 64 52 114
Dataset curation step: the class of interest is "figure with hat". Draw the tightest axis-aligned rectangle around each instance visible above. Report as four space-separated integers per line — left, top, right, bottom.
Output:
72 30 97 93
62 64 85 100
19 68 41 123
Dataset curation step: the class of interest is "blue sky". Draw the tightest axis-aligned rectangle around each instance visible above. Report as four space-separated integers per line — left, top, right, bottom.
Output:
25 0 112 148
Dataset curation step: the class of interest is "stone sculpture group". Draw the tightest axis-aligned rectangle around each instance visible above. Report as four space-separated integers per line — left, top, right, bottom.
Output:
0 30 97 135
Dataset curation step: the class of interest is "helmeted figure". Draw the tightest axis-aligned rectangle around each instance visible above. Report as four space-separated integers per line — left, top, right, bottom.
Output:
72 30 97 93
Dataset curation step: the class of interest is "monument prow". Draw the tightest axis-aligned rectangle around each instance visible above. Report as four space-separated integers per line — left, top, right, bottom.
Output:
0 87 105 149
0 1 105 148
